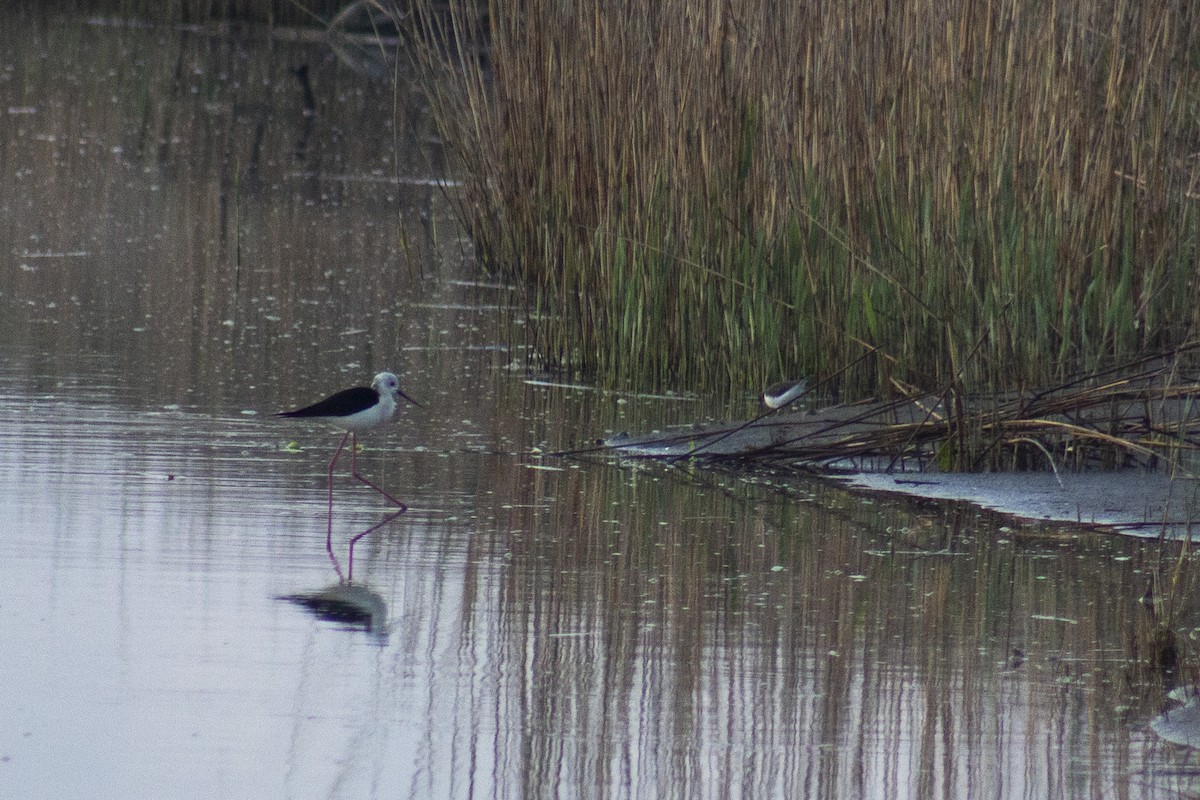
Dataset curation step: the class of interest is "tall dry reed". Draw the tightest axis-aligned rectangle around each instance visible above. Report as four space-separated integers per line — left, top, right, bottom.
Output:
406 0 1200 399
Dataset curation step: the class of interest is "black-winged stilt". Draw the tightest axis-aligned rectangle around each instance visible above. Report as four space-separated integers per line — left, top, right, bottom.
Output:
277 371 421 581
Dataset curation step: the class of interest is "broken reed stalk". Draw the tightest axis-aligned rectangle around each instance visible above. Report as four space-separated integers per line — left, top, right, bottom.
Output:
734 355 1200 474
571 347 1200 475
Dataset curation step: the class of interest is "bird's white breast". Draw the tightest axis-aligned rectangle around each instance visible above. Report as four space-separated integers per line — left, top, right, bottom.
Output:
337 391 396 432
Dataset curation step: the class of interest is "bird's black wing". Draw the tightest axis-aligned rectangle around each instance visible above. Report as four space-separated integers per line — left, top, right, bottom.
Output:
276 386 377 418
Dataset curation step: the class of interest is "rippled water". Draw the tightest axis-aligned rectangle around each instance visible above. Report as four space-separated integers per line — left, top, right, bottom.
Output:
1 10 1198 799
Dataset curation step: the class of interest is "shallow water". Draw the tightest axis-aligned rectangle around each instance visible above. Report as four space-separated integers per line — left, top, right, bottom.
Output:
1 10 1199 799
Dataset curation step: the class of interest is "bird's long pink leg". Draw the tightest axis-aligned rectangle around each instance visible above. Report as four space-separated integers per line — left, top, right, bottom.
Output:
326 432 352 559
349 435 408 511
343 435 409 582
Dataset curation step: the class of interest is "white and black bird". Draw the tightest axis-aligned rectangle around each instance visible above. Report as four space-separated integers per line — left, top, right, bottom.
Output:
277 371 421 581
761 378 809 410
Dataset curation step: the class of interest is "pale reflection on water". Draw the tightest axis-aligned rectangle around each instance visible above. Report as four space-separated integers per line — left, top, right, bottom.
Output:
0 9 1197 800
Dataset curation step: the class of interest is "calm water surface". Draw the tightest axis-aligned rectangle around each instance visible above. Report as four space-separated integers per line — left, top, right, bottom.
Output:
1 11 1198 799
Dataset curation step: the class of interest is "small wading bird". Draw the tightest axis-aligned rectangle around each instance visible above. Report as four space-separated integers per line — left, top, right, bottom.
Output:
761 378 809 410
277 371 421 581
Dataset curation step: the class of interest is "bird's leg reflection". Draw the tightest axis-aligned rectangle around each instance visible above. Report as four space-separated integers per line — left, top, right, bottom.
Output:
348 435 408 511
322 431 411 583
327 545 346 583
347 507 406 583
325 431 354 555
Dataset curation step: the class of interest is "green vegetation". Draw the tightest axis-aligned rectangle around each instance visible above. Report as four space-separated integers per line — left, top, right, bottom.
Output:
403 0 1200 399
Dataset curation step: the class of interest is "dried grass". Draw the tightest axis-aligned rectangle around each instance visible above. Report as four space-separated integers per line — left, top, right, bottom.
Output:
406 0 1200 398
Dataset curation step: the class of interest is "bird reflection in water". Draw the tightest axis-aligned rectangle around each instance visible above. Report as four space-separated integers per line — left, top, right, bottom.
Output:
277 583 389 640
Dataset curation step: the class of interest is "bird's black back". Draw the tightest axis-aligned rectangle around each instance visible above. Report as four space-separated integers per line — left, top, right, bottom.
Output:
276 386 378 418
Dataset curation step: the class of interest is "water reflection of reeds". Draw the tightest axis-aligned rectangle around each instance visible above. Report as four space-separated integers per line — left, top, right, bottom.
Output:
456 450 1198 797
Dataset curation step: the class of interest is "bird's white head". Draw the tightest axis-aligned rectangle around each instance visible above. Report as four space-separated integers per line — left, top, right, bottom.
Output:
373 371 422 409
372 371 400 398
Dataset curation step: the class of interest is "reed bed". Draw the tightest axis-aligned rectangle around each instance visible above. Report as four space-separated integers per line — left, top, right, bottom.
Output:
400 0 1200 399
